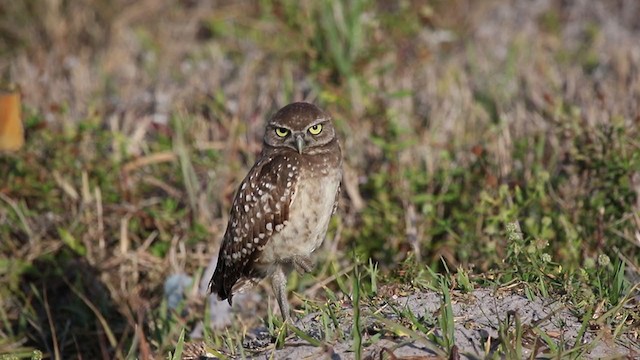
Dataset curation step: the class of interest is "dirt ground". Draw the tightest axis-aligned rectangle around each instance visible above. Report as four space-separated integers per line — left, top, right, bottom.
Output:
184 287 639 359
177 257 639 359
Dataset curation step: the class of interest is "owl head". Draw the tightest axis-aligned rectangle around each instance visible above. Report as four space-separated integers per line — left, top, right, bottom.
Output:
264 102 337 155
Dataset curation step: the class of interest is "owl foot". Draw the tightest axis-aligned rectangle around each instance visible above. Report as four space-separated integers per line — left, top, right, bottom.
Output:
293 255 314 274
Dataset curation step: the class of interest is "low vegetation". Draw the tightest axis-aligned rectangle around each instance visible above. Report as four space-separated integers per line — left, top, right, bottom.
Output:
0 0 638 358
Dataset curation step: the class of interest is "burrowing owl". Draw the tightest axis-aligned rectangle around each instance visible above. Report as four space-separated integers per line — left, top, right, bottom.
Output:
209 102 342 320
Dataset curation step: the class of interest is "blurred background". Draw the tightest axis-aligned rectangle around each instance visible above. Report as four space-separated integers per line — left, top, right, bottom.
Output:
1 0 639 358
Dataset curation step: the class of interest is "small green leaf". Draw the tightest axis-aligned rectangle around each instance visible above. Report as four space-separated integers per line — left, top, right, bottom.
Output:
58 228 86 256
170 328 185 360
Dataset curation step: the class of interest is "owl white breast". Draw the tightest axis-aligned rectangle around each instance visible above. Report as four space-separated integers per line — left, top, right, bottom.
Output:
257 162 341 269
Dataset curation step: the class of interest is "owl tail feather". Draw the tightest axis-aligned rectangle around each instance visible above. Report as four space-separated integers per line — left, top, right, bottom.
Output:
210 259 233 305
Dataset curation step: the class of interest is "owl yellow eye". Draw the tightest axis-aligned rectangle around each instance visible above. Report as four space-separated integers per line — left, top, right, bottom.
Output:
275 127 289 137
308 124 323 135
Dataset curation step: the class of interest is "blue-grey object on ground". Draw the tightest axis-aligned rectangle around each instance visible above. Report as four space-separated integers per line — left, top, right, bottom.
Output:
163 273 193 310
190 254 262 339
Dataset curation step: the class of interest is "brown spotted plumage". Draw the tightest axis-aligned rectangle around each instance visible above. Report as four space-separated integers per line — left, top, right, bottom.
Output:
210 102 342 320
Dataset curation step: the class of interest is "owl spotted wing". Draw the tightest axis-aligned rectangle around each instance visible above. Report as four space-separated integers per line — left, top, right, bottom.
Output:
209 154 298 304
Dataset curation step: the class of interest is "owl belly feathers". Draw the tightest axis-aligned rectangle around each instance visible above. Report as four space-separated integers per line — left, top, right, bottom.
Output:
259 168 341 266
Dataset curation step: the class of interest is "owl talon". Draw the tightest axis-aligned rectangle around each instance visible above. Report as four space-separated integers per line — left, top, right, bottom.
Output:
293 256 314 274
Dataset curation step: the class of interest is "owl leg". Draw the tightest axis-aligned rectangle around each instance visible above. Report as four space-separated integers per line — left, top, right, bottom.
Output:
292 255 314 274
271 265 290 321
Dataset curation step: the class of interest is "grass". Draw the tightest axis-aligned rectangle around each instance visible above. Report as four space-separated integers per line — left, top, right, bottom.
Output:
168 328 185 360
351 262 363 360
1 0 639 359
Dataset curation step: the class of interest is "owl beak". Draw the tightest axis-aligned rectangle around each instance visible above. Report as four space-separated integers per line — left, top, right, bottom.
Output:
295 134 305 154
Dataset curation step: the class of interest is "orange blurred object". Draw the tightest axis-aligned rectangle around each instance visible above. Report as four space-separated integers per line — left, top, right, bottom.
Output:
0 91 24 151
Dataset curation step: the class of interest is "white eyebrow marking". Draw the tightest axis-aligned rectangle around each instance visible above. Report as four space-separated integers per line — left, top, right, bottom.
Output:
304 118 328 130
268 123 293 130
